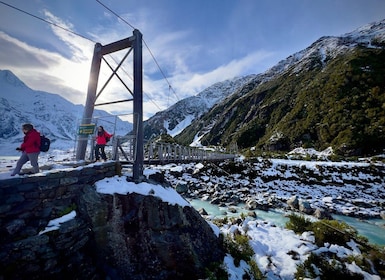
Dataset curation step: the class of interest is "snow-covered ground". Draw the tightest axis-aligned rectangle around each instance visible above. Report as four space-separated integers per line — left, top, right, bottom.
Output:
1 148 384 279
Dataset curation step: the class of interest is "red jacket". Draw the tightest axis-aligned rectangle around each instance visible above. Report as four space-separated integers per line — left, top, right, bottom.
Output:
21 129 41 153
96 131 113 145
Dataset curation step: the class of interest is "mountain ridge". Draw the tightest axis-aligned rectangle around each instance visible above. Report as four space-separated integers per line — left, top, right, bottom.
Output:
174 19 385 156
143 74 257 140
0 70 132 155
2 19 385 157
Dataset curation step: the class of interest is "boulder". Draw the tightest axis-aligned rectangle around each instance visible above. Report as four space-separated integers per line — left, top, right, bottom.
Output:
299 200 313 214
380 211 385 220
175 182 188 193
313 208 332 220
287 195 299 210
81 186 225 279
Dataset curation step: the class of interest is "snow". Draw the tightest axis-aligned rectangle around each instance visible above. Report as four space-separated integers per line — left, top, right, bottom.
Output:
222 219 317 279
38 210 76 235
190 132 206 147
95 175 190 207
0 70 132 156
164 114 195 137
224 255 250 280
1 148 384 279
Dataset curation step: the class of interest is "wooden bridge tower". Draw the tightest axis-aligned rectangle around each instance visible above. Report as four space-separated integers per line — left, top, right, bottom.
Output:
76 29 143 182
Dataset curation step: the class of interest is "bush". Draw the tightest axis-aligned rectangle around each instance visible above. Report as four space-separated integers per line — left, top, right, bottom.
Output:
311 220 357 247
363 247 385 278
285 213 312 234
285 214 361 247
223 233 265 279
205 262 228 280
295 253 364 280
224 234 254 266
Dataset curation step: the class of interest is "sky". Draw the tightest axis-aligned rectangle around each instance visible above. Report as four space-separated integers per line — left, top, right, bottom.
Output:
0 0 384 120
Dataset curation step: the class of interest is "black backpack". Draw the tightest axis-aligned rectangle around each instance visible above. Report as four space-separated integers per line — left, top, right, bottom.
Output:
40 135 51 152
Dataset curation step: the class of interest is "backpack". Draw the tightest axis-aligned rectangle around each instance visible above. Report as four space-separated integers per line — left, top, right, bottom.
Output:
40 135 51 152
105 136 110 143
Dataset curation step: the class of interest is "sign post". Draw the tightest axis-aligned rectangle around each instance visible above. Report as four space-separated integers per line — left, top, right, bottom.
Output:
78 124 96 136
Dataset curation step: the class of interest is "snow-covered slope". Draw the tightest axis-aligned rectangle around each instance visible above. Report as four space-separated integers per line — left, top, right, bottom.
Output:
145 19 385 143
143 75 257 139
175 19 385 152
266 19 385 75
0 70 132 155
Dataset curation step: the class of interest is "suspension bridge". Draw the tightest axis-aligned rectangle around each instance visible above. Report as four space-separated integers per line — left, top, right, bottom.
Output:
110 137 236 165
75 30 236 182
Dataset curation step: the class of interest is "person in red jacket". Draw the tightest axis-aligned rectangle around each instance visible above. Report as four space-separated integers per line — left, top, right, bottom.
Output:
95 126 113 161
11 123 41 176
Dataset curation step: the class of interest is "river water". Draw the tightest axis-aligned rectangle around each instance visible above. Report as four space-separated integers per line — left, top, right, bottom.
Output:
189 199 385 246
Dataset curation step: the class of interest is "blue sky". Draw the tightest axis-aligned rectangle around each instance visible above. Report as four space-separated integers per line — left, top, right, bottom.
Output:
0 0 384 120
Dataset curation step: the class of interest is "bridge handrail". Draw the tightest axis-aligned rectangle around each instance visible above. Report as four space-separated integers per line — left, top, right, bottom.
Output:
112 138 236 163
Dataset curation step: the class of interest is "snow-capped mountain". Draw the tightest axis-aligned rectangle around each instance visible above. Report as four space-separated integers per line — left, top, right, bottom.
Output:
0 70 132 156
143 75 257 140
271 19 385 74
175 19 385 156
145 20 385 144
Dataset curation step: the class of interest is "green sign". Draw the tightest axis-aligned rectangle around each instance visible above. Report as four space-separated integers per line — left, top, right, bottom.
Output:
78 124 96 135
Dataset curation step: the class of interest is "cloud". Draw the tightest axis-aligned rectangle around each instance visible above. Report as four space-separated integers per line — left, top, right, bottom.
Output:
165 50 275 98
0 8 96 105
0 31 60 69
0 4 288 120
0 6 273 122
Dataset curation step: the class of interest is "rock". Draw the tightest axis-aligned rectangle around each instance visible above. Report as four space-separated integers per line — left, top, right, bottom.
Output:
287 196 299 210
380 211 385 220
175 182 188 193
246 199 269 211
313 208 332 220
5 219 25 235
83 188 225 279
148 171 167 186
198 208 208 215
299 200 313 214
246 199 258 210
228 207 237 213
211 197 222 204
248 211 257 218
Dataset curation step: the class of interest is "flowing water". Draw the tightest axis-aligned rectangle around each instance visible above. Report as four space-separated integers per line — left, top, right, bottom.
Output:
189 199 385 246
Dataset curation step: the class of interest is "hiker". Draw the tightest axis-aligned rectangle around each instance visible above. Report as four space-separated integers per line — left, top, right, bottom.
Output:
11 123 41 176
95 126 113 161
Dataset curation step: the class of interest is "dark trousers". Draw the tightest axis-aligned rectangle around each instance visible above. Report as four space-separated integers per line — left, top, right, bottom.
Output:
95 144 107 160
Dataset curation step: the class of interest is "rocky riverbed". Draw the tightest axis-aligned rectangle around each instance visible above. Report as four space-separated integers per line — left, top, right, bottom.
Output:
152 158 385 220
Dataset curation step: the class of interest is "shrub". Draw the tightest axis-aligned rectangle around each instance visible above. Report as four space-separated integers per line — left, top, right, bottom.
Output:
285 214 362 247
224 234 254 266
223 233 265 279
248 259 265 280
363 247 385 278
311 220 357 247
285 213 312 234
295 253 364 280
205 262 228 280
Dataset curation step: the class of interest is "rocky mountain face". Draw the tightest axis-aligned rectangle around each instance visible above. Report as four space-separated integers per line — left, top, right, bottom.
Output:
0 70 132 154
175 20 385 156
143 75 256 140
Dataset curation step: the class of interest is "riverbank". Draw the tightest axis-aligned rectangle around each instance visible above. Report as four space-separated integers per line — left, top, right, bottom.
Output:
2 153 384 220
154 158 385 219
1 154 385 278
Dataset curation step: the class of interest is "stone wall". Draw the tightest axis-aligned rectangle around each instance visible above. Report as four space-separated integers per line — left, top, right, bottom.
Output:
0 162 118 279
0 162 224 279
